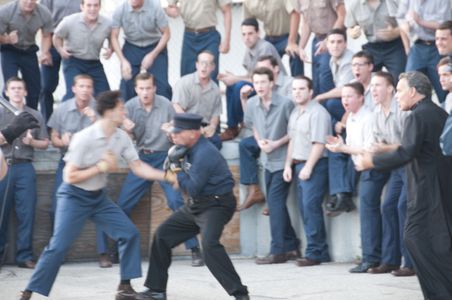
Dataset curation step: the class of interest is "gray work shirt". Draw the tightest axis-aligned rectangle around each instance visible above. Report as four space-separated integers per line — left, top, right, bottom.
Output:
47 98 97 155
0 106 48 160
243 38 287 75
167 0 231 29
40 0 81 29
54 12 112 60
330 49 354 87
288 100 331 160
370 98 408 145
275 73 293 98
64 122 139 191
245 93 294 172
345 0 399 43
0 1 53 50
112 0 168 47
172 72 222 123
299 0 344 35
397 0 451 41
125 95 174 152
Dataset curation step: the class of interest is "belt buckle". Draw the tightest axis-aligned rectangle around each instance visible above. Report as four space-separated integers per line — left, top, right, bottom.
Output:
5 158 12 165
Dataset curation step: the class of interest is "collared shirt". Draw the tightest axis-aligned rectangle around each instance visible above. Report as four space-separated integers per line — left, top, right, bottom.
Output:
330 49 354 87
351 78 374 110
112 0 168 47
64 122 138 191
243 38 287 75
444 93 452 115
275 73 293 98
370 98 408 145
345 0 399 43
0 1 52 50
288 100 332 160
397 0 451 41
47 98 97 155
167 0 231 29
299 0 343 35
243 0 298 36
176 136 234 197
172 72 222 123
245 93 294 172
54 12 112 60
40 0 80 29
345 105 373 163
125 95 174 152
0 106 48 160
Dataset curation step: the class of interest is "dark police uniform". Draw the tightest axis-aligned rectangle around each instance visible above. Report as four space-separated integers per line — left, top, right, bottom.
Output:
143 114 249 298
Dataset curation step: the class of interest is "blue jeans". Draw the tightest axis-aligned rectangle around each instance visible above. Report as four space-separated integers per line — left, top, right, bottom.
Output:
328 151 356 195
97 151 199 253
226 81 254 128
120 41 172 101
381 167 413 268
62 57 110 101
239 136 260 185
0 163 36 264
311 36 335 97
26 183 142 297
265 34 304 76
322 98 345 125
359 169 390 264
181 28 220 82
363 38 406 84
50 158 65 223
1 45 40 109
295 159 330 261
39 47 61 121
265 169 299 254
406 42 446 103
208 133 222 150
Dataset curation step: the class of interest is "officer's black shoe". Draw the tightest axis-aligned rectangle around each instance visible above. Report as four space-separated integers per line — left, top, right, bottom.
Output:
191 247 204 267
136 289 167 300
235 294 250 300
349 262 379 273
19 290 32 300
327 193 355 213
115 284 137 300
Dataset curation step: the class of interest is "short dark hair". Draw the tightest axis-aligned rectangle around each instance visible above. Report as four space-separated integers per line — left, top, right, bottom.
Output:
73 74 93 86
293 75 313 90
241 18 259 32
96 90 122 116
343 81 365 96
197 49 215 61
5 76 26 90
82 0 101 5
328 28 347 42
373 71 395 87
352 50 374 65
399 71 432 98
437 56 451 70
252 67 274 82
438 20 452 34
257 55 278 67
134 72 155 86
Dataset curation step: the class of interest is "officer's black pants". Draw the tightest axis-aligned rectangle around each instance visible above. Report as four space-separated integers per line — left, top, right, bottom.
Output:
144 194 248 296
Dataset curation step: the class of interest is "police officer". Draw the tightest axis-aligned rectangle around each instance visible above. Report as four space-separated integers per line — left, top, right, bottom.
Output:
20 91 167 300
137 113 249 300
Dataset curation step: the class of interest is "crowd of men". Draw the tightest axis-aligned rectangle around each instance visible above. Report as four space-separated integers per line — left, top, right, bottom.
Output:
0 0 451 299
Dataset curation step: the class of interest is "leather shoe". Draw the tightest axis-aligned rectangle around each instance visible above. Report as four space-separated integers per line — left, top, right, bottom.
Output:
286 248 302 260
235 295 250 300
391 267 415 277
191 247 204 267
296 258 321 267
237 184 265 211
255 253 287 265
326 193 355 214
136 289 167 300
115 284 137 300
220 127 239 141
349 262 379 273
367 264 400 274
17 260 36 269
19 291 32 300
99 253 112 268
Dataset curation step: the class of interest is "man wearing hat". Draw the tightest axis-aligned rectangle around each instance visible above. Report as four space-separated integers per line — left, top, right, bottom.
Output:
137 113 249 300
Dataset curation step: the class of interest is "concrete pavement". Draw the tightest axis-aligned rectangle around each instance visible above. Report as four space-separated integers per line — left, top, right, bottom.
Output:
0 257 422 300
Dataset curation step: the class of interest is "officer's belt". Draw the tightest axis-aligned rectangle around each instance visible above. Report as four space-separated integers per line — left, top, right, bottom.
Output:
188 191 234 205
6 158 32 165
